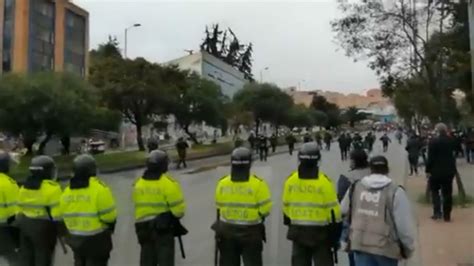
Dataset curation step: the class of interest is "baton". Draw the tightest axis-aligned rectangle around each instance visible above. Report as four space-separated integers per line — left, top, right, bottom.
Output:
45 207 68 254
331 210 338 265
178 235 186 259
214 210 220 266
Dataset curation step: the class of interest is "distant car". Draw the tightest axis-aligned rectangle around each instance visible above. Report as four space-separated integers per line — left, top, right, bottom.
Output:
89 140 106 154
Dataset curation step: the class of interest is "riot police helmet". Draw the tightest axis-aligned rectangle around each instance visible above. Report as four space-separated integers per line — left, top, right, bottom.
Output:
146 149 168 173
230 147 252 181
29 155 56 179
73 154 97 179
298 142 321 163
350 149 369 169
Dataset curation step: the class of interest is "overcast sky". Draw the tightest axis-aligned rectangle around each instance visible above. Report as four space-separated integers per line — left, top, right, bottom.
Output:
75 0 379 94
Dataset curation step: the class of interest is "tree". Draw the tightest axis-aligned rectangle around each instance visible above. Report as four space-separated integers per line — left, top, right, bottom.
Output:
285 105 317 129
0 72 111 155
332 0 472 123
344 106 367 127
89 56 170 151
310 94 342 129
166 72 228 144
200 24 254 80
233 83 294 135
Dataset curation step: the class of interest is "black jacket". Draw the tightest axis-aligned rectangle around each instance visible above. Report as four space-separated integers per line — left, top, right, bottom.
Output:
426 134 456 178
405 137 421 159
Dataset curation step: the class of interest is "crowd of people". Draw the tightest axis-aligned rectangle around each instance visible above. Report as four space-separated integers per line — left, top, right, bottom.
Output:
0 122 471 266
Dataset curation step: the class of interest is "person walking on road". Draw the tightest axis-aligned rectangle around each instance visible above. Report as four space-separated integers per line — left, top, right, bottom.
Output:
282 142 342 266
248 133 256 154
406 134 422 176
60 155 117 266
338 133 349 161
0 151 20 266
258 135 268 162
364 132 375 152
315 133 323 147
380 133 391 152
176 138 189 169
212 147 272 266
324 132 332 151
426 123 457 222
270 133 278 153
337 149 370 266
133 150 187 266
340 155 416 266
147 136 159 153
286 133 297 155
17 155 62 266
464 128 474 163
303 133 312 143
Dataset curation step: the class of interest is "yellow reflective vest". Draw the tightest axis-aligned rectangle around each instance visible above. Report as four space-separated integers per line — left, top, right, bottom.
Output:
283 171 341 226
133 173 185 222
215 174 272 225
60 177 117 236
18 179 62 221
0 173 19 224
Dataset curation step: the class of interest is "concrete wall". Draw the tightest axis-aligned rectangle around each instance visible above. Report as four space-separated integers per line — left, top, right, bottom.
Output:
201 51 246 98
165 51 247 98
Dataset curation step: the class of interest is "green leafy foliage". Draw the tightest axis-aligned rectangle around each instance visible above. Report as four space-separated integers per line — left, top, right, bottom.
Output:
233 83 294 134
0 72 114 154
344 106 367 128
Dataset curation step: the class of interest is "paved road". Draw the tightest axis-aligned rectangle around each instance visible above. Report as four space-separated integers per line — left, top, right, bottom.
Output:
55 133 409 266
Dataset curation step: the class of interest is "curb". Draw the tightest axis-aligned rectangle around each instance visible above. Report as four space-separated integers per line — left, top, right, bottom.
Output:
56 144 294 180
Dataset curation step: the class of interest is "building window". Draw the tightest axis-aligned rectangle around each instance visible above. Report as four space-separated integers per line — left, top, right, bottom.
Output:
28 0 55 72
64 10 86 77
2 0 15 72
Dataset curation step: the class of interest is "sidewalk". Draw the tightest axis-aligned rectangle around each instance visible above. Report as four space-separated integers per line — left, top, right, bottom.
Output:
405 159 474 266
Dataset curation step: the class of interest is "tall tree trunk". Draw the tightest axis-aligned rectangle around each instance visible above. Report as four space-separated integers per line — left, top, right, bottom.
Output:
38 133 52 155
183 124 199 144
60 135 70 155
135 121 145 151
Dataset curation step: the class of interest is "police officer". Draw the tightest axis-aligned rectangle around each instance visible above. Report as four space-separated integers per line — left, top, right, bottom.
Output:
60 154 117 266
212 147 272 266
282 142 342 266
133 150 186 266
0 151 20 266
17 155 62 266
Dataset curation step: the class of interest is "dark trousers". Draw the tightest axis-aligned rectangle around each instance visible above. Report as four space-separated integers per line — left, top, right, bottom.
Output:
68 231 112 266
408 156 419 175
466 147 474 163
19 232 56 266
288 144 294 155
291 242 333 266
430 177 454 219
218 238 263 266
0 227 19 266
259 148 268 161
176 156 187 168
325 142 331 151
139 233 174 266
340 148 348 161
271 144 276 153
383 144 388 152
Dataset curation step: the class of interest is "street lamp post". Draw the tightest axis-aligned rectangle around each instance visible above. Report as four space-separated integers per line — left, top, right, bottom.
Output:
259 67 269 83
298 79 306 90
124 23 142 59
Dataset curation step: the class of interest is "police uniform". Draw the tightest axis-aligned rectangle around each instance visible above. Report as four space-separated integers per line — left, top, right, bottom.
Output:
282 142 342 266
212 147 272 266
17 156 62 266
0 151 20 265
60 155 117 266
133 150 186 266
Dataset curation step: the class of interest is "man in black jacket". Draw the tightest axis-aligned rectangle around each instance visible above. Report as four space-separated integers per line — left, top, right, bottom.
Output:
426 123 457 222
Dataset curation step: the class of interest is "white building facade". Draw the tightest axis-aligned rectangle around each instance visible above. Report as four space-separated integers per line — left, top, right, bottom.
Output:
165 51 248 98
